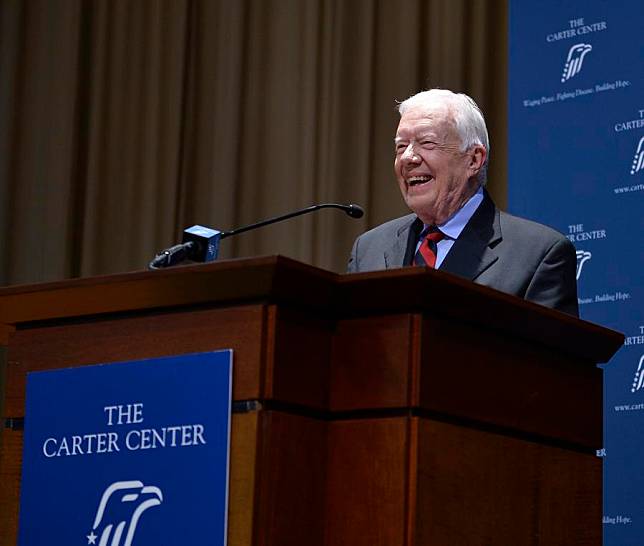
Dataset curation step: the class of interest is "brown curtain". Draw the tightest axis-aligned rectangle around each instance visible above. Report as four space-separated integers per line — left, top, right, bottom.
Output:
0 0 507 286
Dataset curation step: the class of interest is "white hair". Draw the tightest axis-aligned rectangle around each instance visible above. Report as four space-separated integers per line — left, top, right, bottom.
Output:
398 89 490 184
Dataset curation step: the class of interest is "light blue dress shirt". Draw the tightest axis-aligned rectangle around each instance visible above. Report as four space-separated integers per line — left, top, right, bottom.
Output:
416 186 485 268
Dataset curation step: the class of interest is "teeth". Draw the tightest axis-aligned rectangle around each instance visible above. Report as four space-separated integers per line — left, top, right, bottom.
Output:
407 176 432 186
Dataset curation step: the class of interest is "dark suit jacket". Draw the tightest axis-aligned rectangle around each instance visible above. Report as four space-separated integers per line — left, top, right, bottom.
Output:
347 191 579 316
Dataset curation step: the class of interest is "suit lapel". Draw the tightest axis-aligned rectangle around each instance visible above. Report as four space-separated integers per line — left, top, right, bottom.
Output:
439 191 502 281
384 216 417 268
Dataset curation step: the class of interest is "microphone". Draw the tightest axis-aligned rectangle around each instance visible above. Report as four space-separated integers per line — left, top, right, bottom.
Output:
148 203 364 269
344 204 364 218
148 225 221 270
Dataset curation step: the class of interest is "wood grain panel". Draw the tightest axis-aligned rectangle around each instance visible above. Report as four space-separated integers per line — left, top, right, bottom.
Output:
228 412 259 546
325 417 410 546
339 266 622 362
254 411 327 546
0 257 337 325
4 305 267 417
0 326 14 346
413 418 601 546
0 346 6 426
330 315 416 411
418 316 602 449
0 258 624 364
0 429 21 546
270 307 333 410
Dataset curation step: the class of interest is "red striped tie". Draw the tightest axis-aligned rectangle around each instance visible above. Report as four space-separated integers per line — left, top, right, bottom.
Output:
414 228 444 268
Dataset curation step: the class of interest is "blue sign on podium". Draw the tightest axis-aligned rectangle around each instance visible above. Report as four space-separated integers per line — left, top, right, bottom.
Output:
18 350 233 546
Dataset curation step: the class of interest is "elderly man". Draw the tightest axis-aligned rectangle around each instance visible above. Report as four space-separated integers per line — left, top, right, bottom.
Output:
348 89 578 316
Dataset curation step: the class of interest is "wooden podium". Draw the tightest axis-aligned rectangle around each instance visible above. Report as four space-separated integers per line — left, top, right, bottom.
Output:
0 256 623 545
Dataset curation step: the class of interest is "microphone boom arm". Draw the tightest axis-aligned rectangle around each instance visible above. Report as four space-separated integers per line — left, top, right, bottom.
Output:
220 203 363 239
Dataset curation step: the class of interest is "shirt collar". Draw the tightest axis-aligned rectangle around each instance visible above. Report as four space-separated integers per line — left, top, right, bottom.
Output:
424 186 484 240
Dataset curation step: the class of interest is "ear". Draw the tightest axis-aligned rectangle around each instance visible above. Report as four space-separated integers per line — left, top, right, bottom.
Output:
467 145 487 177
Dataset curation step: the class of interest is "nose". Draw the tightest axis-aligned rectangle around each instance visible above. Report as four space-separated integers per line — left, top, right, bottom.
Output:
401 143 420 164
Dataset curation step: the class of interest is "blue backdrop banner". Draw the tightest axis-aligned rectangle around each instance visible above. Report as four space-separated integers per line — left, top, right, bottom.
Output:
18 350 233 546
509 1 644 544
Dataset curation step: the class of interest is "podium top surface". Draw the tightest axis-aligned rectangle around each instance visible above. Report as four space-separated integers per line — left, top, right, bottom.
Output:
0 255 623 362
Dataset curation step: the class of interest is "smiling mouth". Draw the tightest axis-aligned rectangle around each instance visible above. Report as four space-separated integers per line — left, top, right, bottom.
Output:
406 175 433 187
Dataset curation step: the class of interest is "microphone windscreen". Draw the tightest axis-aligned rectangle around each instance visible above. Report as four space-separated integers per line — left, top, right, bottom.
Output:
182 225 221 262
346 204 365 219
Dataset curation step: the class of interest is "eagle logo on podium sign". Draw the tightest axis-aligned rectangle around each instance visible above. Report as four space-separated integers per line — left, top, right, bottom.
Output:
561 43 592 83
86 480 163 546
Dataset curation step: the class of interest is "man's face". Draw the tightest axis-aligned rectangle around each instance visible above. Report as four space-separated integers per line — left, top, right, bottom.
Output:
394 103 485 225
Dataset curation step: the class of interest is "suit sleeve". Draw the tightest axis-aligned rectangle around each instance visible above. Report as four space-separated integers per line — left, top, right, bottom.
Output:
524 237 579 317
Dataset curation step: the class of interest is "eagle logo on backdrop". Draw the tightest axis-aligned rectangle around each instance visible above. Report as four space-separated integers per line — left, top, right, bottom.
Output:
631 136 644 175
86 481 163 546
575 250 592 280
631 355 644 394
561 43 592 82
